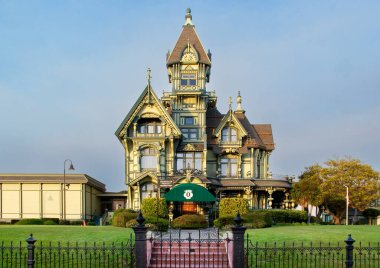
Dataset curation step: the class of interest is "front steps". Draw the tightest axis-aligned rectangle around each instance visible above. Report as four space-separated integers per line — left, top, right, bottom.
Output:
148 241 230 268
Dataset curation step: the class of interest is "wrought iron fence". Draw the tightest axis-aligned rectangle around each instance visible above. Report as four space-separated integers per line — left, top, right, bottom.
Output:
245 234 380 268
0 234 134 268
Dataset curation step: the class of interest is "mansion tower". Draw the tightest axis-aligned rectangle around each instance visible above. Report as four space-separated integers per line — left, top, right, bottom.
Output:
115 9 292 214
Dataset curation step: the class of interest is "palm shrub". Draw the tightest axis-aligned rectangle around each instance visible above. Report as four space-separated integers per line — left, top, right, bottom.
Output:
219 198 248 217
172 215 208 229
141 198 168 218
112 209 138 227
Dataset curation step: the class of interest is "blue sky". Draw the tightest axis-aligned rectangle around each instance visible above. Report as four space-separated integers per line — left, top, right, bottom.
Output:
1 1 379 191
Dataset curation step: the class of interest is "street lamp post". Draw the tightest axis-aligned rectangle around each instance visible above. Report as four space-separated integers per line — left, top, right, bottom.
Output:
63 159 75 221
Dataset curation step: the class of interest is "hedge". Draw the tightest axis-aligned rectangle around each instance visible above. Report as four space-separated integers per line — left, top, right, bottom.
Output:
125 217 169 231
219 198 248 217
214 210 308 229
112 209 138 227
172 214 208 229
141 198 168 218
15 219 44 225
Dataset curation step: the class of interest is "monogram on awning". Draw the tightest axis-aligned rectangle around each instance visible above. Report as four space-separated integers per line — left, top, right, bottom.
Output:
164 183 216 202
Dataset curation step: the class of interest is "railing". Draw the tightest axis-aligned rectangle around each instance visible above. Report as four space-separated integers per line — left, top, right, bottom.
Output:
1 234 135 268
245 234 380 268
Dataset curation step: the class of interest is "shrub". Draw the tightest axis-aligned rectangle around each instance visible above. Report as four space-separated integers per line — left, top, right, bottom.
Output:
141 198 168 218
125 219 138 228
42 218 59 224
126 217 169 231
43 220 57 225
15 219 44 225
245 211 272 228
112 209 138 227
59 220 70 225
219 198 248 217
145 217 169 232
172 214 207 229
70 220 84 225
213 216 235 229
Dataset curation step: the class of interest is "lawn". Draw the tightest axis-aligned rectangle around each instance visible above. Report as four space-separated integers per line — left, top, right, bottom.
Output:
0 225 133 244
0 224 379 245
248 224 380 244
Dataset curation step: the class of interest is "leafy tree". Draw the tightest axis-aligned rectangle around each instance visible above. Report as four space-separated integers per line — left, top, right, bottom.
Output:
291 164 324 223
321 158 380 224
295 158 380 224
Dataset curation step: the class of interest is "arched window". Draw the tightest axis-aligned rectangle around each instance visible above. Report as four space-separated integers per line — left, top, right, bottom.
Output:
220 156 238 177
141 147 158 170
221 127 237 143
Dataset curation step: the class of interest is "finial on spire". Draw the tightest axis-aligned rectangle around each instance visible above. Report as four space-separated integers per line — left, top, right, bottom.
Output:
147 68 152 84
184 8 193 26
236 91 245 113
228 96 232 110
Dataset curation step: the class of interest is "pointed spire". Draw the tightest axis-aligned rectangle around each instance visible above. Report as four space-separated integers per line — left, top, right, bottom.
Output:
184 8 193 26
147 68 152 104
236 91 245 113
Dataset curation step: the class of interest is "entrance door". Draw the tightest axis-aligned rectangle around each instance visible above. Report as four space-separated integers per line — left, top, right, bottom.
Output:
181 202 197 214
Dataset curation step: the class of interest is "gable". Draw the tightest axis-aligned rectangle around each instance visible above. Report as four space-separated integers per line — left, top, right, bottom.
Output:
214 110 248 138
115 84 181 142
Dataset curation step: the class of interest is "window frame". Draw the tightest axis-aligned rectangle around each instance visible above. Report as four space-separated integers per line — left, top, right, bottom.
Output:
176 152 202 171
181 128 198 139
140 147 158 170
220 156 238 177
221 127 238 143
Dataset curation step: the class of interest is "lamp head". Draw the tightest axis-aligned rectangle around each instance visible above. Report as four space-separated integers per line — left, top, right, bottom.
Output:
69 163 75 171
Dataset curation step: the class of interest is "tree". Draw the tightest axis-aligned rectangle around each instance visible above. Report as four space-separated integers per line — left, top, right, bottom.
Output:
295 158 380 224
321 158 380 224
292 164 324 223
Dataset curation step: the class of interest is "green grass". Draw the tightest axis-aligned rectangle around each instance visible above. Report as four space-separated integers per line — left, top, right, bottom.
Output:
1 224 379 245
0 225 133 244
248 224 380 244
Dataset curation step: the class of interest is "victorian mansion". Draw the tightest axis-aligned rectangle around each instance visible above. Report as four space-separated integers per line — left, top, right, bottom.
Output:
115 9 293 215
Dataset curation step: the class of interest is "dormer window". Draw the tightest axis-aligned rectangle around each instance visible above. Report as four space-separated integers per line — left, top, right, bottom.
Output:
221 127 237 142
181 74 196 86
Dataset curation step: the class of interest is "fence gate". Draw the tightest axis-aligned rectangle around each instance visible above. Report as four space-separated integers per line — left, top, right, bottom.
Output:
147 228 231 268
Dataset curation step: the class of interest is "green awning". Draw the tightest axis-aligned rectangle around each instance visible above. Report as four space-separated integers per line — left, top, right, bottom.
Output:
164 183 216 202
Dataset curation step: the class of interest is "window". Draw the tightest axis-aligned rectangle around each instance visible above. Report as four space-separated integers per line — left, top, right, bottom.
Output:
181 74 196 86
138 119 162 134
221 127 237 142
221 157 238 177
141 182 157 199
181 128 198 139
181 116 197 125
141 147 158 170
177 152 202 170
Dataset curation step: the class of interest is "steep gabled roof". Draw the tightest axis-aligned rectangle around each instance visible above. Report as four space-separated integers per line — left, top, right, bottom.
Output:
167 24 211 66
214 109 248 138
115 84 181 142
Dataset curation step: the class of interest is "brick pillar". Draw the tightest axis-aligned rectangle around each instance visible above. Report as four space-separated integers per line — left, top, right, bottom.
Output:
231 212 247 268
133 211 148 268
